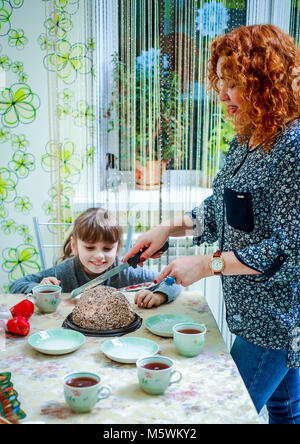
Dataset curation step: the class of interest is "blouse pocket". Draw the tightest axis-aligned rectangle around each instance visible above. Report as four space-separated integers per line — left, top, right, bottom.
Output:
224 187 254 233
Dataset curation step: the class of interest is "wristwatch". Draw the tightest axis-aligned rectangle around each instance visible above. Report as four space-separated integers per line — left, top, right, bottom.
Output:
209 250 225 275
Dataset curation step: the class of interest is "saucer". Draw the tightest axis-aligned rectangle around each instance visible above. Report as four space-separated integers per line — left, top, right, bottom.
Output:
145 314 194 337
101 337 159 363
28 329 86 355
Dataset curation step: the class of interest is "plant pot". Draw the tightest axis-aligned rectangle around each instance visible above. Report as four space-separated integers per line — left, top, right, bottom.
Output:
135 160 167 190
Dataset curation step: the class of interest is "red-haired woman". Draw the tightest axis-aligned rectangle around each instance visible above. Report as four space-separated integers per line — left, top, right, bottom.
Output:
123 25 300 424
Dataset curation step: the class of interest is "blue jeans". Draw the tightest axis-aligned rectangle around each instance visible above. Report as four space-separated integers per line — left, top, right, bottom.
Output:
231 336 300 424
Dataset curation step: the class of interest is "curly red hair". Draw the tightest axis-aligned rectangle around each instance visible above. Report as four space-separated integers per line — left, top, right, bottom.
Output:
208 25 300 151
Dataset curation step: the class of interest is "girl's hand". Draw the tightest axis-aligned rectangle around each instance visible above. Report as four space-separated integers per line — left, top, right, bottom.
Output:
154 255 213 287
40 277 61 286
134 290 167 308
122 226 170 265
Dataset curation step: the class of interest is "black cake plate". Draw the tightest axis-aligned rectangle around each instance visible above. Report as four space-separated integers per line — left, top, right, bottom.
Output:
62 313 143 337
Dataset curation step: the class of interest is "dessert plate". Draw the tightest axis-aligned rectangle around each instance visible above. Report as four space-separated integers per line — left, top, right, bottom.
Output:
145 314 194 337
101 337 159 363
28 329 85 355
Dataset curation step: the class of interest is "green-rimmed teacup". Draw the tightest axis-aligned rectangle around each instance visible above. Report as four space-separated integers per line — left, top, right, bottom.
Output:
27 284 61 313
173 322 206 357
63 372 111 413
136 355 182 395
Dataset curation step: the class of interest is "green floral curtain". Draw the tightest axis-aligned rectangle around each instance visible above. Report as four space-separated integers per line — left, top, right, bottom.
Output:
0 0 96 291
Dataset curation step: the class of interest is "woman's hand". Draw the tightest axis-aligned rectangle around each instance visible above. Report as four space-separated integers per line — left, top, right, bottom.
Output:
122 225 170 265
154 255 213 287
122 216 193 265
40 277 61 286
134 290 167 308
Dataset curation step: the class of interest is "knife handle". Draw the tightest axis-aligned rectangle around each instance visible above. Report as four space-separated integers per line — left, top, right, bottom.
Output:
127 241 169 268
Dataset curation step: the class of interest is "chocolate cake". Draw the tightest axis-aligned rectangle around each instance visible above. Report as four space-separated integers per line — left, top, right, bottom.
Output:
71 286 136 331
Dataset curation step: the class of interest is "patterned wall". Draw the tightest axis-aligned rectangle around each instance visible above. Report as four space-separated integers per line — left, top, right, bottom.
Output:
0 0 96 292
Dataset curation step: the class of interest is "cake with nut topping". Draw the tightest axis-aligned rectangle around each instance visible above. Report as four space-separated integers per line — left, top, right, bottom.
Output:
71 286 135 330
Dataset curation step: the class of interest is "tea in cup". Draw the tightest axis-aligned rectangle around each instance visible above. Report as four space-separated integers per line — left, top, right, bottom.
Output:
63 372 111 413
173 322 206 357
27 284 61 313
136 355 182 395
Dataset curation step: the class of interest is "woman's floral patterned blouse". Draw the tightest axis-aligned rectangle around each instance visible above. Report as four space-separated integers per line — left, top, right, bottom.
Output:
188 118 300 368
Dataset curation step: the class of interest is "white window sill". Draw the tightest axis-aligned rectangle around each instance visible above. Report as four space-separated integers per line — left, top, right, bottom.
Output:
74 170 212 212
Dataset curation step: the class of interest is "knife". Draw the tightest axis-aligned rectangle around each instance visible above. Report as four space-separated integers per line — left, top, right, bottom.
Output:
70 241 169 298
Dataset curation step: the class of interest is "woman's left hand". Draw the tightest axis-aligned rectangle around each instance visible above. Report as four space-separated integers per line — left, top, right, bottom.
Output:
155 255 213 287
134 290 167 308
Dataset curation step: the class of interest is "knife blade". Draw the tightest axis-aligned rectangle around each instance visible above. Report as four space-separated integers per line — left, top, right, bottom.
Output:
70 241 169 298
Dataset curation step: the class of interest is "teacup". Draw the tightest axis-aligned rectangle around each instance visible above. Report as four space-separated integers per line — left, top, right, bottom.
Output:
136 355 182 395
27 284 61 313
173 322 207 357
63 372 111 413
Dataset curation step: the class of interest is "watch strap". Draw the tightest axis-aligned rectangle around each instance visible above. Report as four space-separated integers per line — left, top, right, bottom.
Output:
210 250 224 275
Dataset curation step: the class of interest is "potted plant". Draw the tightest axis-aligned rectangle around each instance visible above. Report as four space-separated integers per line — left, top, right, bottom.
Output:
107 49 185 190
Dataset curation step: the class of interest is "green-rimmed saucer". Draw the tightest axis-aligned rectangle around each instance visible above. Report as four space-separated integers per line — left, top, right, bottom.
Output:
28 329 86 355
145 314 194 337
101 337 159 363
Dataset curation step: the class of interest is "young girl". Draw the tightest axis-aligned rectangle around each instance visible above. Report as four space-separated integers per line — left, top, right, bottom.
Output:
10 208 181 308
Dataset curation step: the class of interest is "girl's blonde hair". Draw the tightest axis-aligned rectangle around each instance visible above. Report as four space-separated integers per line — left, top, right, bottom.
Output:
60 208 123 261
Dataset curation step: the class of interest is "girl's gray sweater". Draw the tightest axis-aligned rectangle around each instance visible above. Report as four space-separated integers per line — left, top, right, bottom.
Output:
9 256 181 303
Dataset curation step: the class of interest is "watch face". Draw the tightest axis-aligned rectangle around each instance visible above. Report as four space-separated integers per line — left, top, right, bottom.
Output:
212 258 223 272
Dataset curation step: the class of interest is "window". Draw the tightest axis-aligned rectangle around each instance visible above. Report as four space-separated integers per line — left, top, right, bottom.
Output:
90 0 298 213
